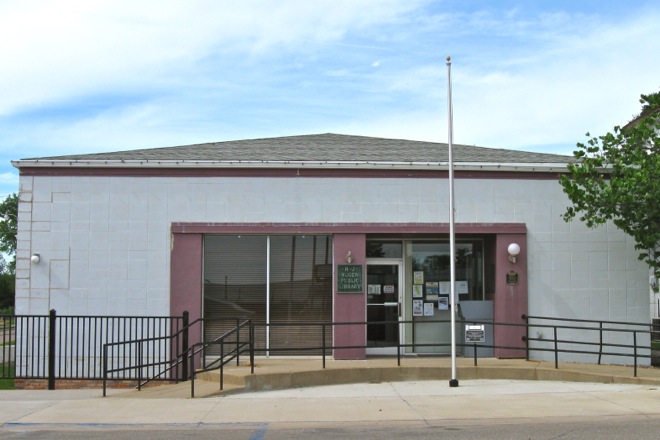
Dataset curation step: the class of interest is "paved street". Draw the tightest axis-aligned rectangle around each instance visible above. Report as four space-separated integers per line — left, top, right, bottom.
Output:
1 419 660 440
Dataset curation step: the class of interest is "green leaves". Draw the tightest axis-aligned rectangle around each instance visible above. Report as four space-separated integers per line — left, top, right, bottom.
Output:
560 90 660 279
0 194 17 274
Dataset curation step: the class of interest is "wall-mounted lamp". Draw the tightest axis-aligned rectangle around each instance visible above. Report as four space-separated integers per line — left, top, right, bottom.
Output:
31 253 40 264
345 251 354 264
507 243 520 263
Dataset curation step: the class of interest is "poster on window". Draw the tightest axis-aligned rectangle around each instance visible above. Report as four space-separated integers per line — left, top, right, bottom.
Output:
439 281 450 295
413 271 424 284
413 300 424 316
426 281 439 295
424 302 435 316
412 284 423 298
456 280 469 294
438 296 449 310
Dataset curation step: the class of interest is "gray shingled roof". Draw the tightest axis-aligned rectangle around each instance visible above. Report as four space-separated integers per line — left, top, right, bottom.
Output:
20 133 573 164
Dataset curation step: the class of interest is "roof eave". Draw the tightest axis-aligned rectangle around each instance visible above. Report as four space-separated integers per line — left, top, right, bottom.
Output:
12 159 571 173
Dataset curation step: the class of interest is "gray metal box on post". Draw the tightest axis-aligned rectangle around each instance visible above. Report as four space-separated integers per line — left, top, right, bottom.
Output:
460 301 494 358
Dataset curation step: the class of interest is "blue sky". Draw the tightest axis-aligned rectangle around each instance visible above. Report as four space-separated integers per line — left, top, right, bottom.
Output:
1 0 659 199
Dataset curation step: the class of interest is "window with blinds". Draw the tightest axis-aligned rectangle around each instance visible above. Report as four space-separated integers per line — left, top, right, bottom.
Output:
269 235 333 355
203 236 267 353
203 235 332 356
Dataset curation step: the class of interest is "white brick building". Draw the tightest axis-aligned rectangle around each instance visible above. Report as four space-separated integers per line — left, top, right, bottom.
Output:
12 134 651 364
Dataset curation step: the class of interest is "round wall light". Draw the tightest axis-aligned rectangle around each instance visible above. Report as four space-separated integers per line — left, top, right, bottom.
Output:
507 243 520 263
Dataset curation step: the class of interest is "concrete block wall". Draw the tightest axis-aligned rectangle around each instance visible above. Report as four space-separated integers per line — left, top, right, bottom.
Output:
15 173 649 333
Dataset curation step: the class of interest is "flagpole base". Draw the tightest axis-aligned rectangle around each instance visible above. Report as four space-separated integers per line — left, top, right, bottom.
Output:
449 379 459 388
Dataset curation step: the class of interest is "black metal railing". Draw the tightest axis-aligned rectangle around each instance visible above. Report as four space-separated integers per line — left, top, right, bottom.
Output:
188 319 254 398
3 310 658 395
188 316 656 395
1 310 184 389
101 316 255 396
523 314 659 377
249 317 655 374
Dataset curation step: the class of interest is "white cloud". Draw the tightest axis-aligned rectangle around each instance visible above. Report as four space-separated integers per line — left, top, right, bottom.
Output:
363 6 660 151
0 0 423 116
0 0 658 169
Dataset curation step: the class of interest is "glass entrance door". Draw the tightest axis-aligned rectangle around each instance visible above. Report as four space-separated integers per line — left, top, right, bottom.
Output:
366 262 402 355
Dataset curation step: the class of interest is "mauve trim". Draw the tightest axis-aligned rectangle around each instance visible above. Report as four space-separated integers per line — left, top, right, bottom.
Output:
171 222 527 234
18 167 563 180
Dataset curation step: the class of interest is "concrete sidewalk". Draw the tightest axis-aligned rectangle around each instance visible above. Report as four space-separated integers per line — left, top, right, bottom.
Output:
1 358 659 429
145 356 660 398
0 380 659 429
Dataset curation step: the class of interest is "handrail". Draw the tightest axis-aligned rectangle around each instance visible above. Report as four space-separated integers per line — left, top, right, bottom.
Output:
524 314 658 373
523 314 657 329
91 313 656 397
189 319 254 398
102 315 244 396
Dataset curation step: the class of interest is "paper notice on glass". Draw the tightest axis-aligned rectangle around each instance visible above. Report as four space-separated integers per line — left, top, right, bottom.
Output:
456 280 468 294
413 300 423 316
424 302 434 316
439 281 450 295
438 296 449 310
412 284 423 298
413 271 424 285
426 282 439 295
368 284 381 295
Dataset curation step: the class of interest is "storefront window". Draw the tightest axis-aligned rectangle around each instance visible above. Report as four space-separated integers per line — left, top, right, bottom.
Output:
366 241 403 258
411 240 484 302
269 235 333 354
409 239 485 354
203 235 332 355
203 236 267 352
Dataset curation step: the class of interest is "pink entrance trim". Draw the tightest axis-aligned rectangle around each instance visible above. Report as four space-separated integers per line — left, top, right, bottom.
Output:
171 222 526 235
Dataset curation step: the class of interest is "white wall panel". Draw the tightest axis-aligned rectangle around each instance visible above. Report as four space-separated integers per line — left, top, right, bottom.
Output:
15 174 649 333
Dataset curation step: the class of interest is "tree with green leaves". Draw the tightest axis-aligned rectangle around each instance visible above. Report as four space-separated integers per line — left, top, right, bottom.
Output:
560 91 660 282
0 193 17 312
0 193 17 274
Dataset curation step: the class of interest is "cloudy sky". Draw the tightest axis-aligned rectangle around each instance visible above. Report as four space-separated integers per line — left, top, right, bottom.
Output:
1 0 658 199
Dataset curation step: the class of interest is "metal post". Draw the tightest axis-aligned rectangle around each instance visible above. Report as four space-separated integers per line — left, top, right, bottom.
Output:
249 320 255 375
473 344 477 366
633 331 638 377
322 323 326 369
102 344 108 397
554 326 559 369
523 314 530 361
220 340 224 390
236 318 241 366
48 309 56 390
397 320 401 367
137 342 142 391
598 321 603 365
446 55 459 388
190 346 196 398
181 311 189 381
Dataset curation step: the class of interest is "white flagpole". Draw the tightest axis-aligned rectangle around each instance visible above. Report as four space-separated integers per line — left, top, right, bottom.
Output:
446 56 459 388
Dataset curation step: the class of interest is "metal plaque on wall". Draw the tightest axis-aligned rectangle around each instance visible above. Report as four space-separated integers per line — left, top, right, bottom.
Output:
506 271 519 286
